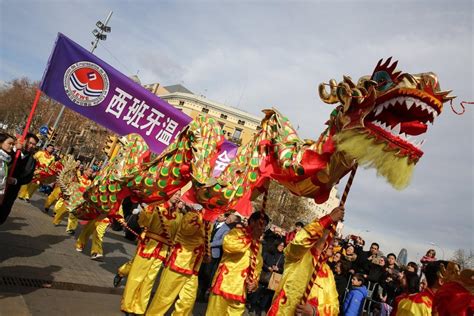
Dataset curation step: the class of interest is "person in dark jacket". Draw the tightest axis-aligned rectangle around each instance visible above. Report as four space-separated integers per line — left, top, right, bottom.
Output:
333 261 349 306
0 133 38 224
343 273 368 316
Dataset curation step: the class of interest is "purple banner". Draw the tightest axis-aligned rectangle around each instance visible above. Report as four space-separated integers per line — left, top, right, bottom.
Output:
212 140 239 177
40 33 192 154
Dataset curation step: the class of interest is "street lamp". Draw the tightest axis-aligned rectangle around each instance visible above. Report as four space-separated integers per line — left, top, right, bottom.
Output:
429 242 445 259
48 11 113 148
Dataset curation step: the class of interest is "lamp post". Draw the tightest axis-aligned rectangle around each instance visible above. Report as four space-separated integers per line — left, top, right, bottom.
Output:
47 11 113 147
429 242 445 259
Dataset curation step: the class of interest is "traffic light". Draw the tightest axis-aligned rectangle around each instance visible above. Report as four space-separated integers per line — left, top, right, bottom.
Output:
103 135 118 158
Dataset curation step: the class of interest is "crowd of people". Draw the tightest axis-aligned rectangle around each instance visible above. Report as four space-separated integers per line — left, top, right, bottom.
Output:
1 132 472 315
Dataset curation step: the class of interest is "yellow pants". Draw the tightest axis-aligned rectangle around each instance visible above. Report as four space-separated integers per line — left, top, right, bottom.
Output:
44 186 61 209
146 267 198 316
18 183 39 200
121 256 164 314
52 199 78 232
206 294 245 316
118 260 133 277
75 219 109 255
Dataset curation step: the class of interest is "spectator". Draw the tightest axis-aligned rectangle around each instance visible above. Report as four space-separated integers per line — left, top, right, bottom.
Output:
333 261 349 306
342 244 358 273
0 133 15 203
420 249 436 271
406 261 418 274
248 241 285 314
354 242 380 276
386 253 401 274
285 221 304 244
368 256 386 283
343 273 368 316
0 133 38 224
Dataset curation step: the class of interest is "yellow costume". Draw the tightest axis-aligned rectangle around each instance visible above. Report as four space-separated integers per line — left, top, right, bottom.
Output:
18 150 55 200
392 289 433 316
121 202 181 315
267 215 334 316
75 218 110 255
44 185 61 209
146 209 208 316
206 227 263 316
307 262 339 316
52 173 91 232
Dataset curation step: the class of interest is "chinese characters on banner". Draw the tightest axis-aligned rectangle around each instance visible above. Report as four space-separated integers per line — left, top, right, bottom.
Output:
212 140 239 177
39 33 192 154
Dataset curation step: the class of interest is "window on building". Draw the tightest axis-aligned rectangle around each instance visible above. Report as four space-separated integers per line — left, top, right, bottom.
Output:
202 108 209 113
233 128 242 139
238 120 245 126
220 113 228 119
179 101 185 106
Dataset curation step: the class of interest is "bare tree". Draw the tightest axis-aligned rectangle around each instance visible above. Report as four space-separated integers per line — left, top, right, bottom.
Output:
450 249 474 269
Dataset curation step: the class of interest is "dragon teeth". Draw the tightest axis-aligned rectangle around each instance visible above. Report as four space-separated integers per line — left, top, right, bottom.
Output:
392 123 401 135
374 106 383 117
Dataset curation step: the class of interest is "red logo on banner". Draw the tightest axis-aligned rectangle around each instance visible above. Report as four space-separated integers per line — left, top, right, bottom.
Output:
63 61 110 107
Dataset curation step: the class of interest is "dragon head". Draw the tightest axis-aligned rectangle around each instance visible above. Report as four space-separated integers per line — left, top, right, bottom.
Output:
319 58 455 189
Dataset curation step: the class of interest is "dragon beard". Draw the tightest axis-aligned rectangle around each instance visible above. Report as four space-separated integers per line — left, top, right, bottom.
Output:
334 129 415 190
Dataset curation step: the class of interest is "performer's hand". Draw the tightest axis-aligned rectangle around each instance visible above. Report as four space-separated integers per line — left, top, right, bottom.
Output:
296 303 317 316
246 279 258 292
329 206 345 222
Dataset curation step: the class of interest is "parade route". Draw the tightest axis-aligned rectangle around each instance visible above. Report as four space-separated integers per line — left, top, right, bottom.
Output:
0 193 135 315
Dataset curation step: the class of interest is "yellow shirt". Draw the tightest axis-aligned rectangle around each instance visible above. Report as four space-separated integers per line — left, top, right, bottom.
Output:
307 262 339 316
166 209 208 275
137 203 179 261
211 227 263 303
268 215 334 316
34 150 55 168
393 289 433 316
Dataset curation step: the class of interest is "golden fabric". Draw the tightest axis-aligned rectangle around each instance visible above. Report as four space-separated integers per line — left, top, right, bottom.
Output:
146 266 198 316
121 203 180 314
208 227 262 313
267 215 334 316
307 263 339 316
394 289 433 316
75 218 109 255
206 293 245 316
121 256 164 314
117 260 132 277
44 185 61 208
52 198 78 231
146 209 208 315
34 150 55 168
18 183 39 200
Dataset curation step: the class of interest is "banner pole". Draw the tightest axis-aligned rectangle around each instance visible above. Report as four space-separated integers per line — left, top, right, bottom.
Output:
8 88 42 177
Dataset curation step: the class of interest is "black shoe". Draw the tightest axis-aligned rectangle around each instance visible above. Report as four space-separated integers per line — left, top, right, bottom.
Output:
113 274 123 287
25 199 30 203
43 207 50 214
66 230 75 235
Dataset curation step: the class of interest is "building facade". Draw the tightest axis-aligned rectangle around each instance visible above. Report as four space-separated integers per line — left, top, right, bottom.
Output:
143 83 262 146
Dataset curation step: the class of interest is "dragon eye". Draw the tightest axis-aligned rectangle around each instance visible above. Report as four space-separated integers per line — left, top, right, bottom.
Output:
372 70 394 92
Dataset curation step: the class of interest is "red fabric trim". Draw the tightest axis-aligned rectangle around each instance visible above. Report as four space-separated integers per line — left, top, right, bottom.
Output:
137 239 166 261
319 215 333 229
211 263 247 303
166 243 200 276
267 289 287 316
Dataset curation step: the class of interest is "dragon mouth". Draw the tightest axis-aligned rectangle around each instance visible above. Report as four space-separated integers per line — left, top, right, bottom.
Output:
365 89 441 159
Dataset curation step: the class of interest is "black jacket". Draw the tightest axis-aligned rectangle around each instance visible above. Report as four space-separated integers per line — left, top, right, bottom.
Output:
11 151 36 185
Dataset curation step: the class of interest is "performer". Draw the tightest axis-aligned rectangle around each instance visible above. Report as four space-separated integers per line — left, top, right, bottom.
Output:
120 191 182 315
267 206 345 316
18 143 55 202
44 183 62 214
53 167 93 234
146 203 209 315
205 211 269 316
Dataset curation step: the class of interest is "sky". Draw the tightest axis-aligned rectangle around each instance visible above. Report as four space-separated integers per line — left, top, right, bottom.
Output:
1 0 472 263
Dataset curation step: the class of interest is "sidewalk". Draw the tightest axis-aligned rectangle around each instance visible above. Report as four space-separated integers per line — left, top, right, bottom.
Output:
0 193 135 315
0 193 210 315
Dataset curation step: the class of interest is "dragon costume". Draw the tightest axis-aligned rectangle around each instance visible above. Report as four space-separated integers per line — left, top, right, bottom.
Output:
68 58 453 222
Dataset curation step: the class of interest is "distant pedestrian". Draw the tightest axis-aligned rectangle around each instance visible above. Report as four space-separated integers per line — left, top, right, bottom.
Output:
0 133 15 203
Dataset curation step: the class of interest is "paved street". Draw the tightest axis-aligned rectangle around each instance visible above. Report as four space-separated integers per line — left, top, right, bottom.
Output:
0 193 208 315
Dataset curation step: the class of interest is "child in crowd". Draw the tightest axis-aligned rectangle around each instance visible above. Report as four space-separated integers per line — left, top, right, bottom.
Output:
343 273 368 316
